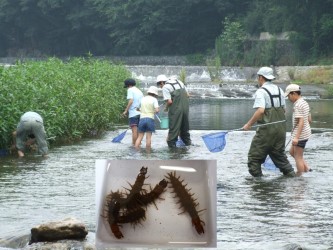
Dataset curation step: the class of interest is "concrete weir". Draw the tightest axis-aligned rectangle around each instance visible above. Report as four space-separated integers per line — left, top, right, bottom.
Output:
125 65 331 85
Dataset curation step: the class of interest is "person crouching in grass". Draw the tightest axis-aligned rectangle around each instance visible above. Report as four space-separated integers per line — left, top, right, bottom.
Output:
135 86 160 150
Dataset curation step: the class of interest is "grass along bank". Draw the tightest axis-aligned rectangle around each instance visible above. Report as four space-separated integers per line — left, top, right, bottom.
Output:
0 58 130 150
286 66 333 98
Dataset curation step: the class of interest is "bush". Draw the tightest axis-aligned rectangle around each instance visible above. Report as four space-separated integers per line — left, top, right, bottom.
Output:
0 58 130 149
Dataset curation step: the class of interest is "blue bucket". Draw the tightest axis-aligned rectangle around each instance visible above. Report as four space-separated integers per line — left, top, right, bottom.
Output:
160 117 169 129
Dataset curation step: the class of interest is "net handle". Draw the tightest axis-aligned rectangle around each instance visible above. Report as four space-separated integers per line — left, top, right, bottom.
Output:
228 120 286 132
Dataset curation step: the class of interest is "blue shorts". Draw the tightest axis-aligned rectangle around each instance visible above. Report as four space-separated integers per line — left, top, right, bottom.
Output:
138 118 155 133
296 139 308 149
129 115 140 127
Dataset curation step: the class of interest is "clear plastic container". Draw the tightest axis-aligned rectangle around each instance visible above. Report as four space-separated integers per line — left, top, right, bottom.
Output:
95 159 217 248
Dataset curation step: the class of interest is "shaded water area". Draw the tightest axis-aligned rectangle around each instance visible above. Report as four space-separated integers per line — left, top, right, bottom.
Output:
1 97 333 250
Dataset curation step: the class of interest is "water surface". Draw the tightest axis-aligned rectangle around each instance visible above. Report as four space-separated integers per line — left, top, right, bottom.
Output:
0 98 333 250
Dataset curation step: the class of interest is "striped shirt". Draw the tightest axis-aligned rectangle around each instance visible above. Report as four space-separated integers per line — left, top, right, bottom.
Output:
292 98 311 140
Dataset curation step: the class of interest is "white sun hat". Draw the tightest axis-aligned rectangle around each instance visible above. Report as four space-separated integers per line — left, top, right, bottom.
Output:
156 74 168 83
285 84 301 97
147 86 159 96
257 67 275 80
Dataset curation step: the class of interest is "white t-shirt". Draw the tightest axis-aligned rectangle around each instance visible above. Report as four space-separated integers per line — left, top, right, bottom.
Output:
139 95 159 119
127 86 143 118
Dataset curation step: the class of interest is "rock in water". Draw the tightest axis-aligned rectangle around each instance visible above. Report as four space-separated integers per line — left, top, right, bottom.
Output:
29 218 88 244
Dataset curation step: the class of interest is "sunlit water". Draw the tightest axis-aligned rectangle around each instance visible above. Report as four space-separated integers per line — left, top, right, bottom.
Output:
1 98 333 250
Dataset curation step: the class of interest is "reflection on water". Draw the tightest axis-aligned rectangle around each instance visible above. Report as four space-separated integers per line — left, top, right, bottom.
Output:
189 98 333 132
0 98 333 250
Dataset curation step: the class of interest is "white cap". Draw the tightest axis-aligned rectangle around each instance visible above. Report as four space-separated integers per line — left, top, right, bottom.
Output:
167 76 178 84
285 84 301 97
147 86 159 96
257 67 275 80
156 74 168 83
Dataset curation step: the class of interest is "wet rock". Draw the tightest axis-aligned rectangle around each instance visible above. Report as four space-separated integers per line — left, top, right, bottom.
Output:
284 243 303 250
24 240 96 250
29 218 88 244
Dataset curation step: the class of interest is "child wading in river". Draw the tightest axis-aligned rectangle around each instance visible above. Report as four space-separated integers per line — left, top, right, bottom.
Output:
135 86 160 150
285 84 312 176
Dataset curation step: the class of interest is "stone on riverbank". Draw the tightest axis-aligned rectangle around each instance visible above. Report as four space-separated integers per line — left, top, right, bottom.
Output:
25 240 96 250
29 217 88 244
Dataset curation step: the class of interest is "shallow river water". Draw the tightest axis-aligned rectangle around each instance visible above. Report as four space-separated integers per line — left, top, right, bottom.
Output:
0 98 333 250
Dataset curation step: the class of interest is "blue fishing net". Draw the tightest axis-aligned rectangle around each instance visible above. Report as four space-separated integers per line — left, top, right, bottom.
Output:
263 156 278 170
176 138 186 147
201 132 227 153
111 130 128 143
0 149 9 157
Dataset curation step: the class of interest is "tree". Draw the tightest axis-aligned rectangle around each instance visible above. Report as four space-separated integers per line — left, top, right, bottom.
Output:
215 18 246 66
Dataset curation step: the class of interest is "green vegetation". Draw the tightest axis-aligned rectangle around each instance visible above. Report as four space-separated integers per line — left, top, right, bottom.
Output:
327 86 333 98
292 67 333 85
0 58 130 149
215 18 246 66
206 57 222 83
0 1 332 66
290 66 333 98
179 68 186 84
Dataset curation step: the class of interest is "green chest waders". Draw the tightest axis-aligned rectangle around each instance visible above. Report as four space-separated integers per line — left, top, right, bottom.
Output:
167 82 191 147
248 87 295 177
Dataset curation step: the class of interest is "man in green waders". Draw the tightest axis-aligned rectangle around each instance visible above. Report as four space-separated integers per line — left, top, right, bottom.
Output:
156 75 191 148
243 67 295 177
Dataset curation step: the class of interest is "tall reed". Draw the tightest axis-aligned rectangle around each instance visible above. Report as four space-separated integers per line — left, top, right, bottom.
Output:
0 58 130 149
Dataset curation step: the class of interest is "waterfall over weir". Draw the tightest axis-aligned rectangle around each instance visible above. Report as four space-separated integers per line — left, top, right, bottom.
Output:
126 65 257 84
126 65 258 98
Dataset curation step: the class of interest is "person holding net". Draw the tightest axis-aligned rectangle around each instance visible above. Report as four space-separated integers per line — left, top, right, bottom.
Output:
156 75 191 148
243 67 296 177
122 78 144 145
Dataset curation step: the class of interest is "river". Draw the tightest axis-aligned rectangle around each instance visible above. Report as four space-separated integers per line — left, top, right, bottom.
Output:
0 97 333 250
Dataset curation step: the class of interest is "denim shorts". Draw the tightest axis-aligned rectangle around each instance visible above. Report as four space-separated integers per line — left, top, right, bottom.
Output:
297 139 308 149
129 115 140 127
138 118 155 133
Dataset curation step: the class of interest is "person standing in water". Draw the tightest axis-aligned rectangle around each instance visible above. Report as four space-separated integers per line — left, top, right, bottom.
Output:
135 86 160 150
122 78 144 145
285 83 312 175
243 67 295 177
156 75 191 148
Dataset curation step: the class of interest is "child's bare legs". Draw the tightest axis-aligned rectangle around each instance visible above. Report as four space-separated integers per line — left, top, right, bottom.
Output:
134 132 144 148
289 145 308 176
145 132 152 149
131 126 138 145
17 150 25 157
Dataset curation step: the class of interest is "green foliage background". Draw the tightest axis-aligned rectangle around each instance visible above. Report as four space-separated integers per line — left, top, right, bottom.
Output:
0 0 332 65
0 58 130 149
